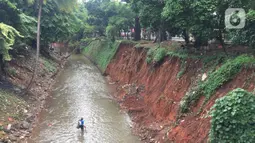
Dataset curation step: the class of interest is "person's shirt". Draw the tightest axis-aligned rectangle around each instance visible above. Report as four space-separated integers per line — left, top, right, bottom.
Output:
79 120 84 126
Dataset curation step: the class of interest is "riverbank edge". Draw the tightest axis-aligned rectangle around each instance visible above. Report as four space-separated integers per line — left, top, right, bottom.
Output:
83 40 255 142
0 50 69 143
82 47 147 141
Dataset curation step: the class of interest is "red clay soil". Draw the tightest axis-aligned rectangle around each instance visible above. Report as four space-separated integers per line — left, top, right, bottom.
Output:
105 43 255 143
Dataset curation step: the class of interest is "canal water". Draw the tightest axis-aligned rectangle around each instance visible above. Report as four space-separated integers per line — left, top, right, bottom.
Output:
29 55 140 143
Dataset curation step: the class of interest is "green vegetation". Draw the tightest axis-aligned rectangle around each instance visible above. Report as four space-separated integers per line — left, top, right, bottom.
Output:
177 60 187 79
0 23 23 61
42 58 57 73
0 90 27 122
210 88 255 143
85 1 135 40
6 67 17 77
146 47 167 64
82 39 121 71
154 48 167 63
180 55 255 113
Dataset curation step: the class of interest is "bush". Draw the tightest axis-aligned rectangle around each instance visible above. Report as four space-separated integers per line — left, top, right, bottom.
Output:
146 47 166 64
153 48 166 62
210 88 255 143
146 47 156 64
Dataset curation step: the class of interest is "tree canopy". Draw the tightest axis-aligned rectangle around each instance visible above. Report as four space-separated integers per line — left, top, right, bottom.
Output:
1 0 255 62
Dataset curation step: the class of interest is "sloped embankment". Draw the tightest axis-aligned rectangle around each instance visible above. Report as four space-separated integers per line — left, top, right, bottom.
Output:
103 43 255 143
0 49 64 142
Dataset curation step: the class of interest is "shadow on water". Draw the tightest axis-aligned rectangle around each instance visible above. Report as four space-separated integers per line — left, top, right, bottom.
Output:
28 55 140 143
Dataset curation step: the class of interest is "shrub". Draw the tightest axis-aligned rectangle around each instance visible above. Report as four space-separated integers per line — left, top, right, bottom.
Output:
210 88 255 143
153 48 166 62
146 48 156 64
146 47 167 64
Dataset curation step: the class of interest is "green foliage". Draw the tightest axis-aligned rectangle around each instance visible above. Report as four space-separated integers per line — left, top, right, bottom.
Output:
177 60 187 79
39 0 82 45
0 0 21 26
210 88 255 143
18 13 37 40
7 67 17 77
153 48 166 63
167 50 189 59
230 9 255 48
146 47 166 64
146 47 155 64
86 1 135 37
0 23 23 61
43 58 56 73
106 25 118 41
180 55 255 113
82 39 120 71
138 0 164 30
0 89 27 121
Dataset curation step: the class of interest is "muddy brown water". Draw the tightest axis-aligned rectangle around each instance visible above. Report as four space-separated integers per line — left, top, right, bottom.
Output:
28 55 140 143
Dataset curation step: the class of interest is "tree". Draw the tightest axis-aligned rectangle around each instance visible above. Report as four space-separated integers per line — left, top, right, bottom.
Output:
106 2 135 41
26 0 78 90
163 0 197 44
85 0 114 37
138 0 165 42
127 0 142 41
85 1 135 39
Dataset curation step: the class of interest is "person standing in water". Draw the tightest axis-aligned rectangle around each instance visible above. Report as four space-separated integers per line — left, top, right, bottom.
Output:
77 118 86 131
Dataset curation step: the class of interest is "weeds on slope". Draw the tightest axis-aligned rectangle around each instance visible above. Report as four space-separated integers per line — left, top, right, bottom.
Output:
146 46 167 64
82 39 121 71
179 55 255 113
210 88 255 143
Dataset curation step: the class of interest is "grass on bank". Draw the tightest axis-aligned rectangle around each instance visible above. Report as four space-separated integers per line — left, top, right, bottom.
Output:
180 55 255 113
82 39 121 71
0 90 27 131
41 58 57 73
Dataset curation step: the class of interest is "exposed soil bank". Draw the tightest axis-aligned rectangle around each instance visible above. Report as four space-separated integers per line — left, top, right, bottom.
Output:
0 49 66 143
104 43 255 143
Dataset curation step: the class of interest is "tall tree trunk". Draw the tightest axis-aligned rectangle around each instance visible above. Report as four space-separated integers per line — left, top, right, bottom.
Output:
218 15 228 55
26 0 43 91
148 31 151 41
219 29 228 55
158 29 162 43
194 36 202 49
161 30 167 41
134 16 141 41
183 29 189 44
153 31 159 43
